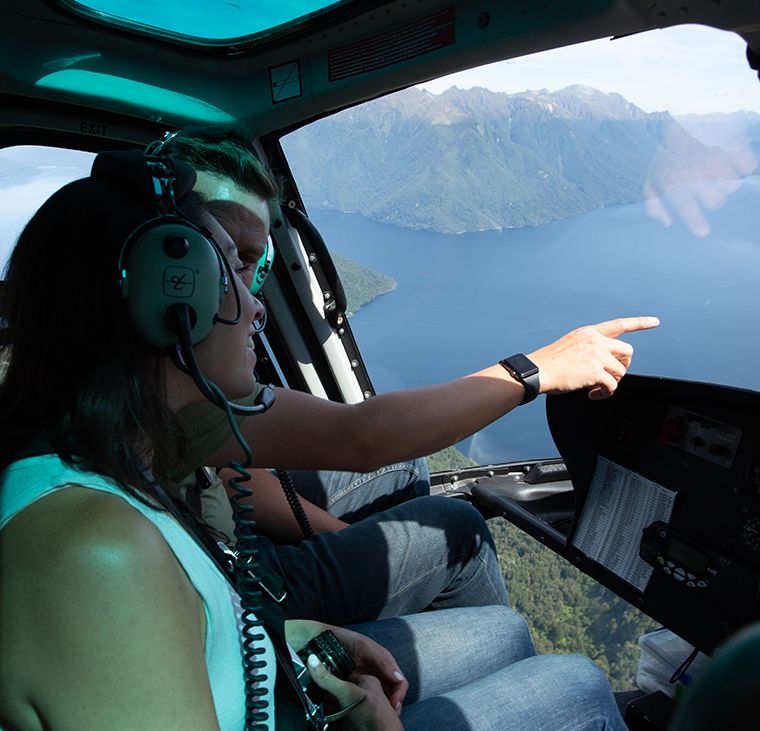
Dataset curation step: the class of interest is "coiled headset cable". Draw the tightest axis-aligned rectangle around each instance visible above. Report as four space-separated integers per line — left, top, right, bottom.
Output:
174 304 271 728
207 380 273 730
273 469 314 540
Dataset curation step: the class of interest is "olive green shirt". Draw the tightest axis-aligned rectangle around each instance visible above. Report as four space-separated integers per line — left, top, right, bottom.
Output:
171 384 264 482
170 385 264 546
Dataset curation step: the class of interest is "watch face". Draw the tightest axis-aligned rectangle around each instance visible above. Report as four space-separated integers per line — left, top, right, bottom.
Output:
505 353 539 378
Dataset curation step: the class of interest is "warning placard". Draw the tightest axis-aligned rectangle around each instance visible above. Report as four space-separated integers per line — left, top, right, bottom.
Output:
328 7 455 82
270 60 302 103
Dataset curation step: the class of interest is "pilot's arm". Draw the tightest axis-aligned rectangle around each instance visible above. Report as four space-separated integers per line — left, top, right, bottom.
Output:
205 317 658 472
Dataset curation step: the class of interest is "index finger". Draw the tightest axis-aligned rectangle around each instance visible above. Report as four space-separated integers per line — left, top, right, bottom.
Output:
595 316 660 337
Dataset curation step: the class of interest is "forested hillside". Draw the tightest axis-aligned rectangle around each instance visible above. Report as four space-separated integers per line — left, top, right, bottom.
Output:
283 84 748 234
427 445 479 473
490 520 657 690
331 251 396 316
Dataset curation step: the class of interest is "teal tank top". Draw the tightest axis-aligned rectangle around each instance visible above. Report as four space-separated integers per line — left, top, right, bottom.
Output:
0 454 276 730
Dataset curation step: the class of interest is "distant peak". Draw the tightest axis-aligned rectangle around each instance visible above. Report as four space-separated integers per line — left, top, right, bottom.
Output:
562 83 603 95
374 83 651 123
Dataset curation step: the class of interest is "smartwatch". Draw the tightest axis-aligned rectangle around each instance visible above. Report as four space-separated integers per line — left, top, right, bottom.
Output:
499 353 540 405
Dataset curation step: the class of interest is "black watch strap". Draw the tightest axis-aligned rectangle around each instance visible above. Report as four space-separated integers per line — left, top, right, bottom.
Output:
499 353 540 405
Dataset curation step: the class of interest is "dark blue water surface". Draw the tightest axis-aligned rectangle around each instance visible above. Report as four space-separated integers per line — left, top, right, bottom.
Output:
310 177 760 465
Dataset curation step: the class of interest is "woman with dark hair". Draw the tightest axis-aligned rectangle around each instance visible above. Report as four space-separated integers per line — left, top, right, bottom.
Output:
0 150 626 730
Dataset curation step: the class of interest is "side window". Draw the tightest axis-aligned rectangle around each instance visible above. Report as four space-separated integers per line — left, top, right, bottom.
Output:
282 25 760 469
0 146 96 274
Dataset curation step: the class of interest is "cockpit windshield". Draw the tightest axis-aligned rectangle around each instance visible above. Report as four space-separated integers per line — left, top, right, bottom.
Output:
282 24 760 468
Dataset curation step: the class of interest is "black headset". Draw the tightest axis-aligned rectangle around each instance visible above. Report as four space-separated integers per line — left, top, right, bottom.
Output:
93 150 274 415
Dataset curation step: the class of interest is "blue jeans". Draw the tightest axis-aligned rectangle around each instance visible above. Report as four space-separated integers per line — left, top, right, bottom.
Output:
350 606 626 730
267 459 509 624
271 494 509 624
287 458 431 522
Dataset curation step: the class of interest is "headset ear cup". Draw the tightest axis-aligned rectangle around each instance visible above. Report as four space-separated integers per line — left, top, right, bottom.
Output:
120 221 224 348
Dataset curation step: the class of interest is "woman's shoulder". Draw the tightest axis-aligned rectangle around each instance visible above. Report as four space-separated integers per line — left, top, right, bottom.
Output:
1 484 192 634
5 483 170 569
0 485 214 730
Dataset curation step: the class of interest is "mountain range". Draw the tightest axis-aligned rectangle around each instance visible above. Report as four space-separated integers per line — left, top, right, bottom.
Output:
283 85 759 234
1 92 757 236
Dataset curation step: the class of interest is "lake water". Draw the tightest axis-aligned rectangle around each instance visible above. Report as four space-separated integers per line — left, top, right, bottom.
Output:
310 176 760 465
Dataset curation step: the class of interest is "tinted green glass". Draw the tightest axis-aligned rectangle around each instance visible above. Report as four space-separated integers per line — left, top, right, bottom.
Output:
56 0 345 42
36 70 234 123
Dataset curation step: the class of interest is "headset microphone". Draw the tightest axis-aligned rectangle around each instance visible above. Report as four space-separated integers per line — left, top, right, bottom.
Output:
170 303 275 416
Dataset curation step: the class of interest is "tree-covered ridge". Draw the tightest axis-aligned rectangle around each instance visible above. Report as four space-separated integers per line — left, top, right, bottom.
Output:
426 445 478 473
331 251 396 317
283 85 751 234
490 520 658 690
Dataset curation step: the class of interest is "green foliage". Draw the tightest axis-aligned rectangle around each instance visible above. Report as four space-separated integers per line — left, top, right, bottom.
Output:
426 446 478 473
489 520 658 690
424 449 654 688
331 251 396 317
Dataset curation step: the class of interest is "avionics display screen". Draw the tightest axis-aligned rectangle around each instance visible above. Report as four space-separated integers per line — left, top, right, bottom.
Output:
668 538 709 573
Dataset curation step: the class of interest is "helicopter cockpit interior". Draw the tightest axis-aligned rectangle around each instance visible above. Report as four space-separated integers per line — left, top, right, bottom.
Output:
2 1 760 729
471 375 760 655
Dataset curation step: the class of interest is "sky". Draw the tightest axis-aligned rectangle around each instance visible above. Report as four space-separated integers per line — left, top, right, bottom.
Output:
419 25 760 116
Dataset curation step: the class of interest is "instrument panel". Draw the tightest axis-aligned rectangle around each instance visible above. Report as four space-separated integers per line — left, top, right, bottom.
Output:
547 375 760 653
